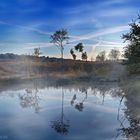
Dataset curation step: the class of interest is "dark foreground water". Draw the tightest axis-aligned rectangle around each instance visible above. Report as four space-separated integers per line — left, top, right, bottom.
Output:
0 79 139 140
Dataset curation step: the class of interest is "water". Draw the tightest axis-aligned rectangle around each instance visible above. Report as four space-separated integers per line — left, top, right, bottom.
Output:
0 79 139 140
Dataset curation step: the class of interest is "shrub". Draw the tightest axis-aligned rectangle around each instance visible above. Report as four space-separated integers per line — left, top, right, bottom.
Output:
128 63 140 74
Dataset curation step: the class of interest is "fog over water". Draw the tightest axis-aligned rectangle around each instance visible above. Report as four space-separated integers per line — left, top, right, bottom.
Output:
0 78 140 140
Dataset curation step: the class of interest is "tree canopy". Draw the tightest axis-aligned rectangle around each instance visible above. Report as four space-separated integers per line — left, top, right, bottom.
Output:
50 29 69 59
71 43 88 61
122 15 140 63
70 49 76 60
81 52 87 61
74 43 84 52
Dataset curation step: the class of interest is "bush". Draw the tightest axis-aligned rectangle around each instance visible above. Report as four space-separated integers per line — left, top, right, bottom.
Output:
128 63 140 74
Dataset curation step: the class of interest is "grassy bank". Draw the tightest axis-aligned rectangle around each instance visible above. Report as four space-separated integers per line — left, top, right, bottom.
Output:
127 63 140 74
0 59 113 80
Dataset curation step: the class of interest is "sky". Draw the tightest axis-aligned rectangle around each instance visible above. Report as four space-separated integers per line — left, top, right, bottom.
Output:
0 0 140 59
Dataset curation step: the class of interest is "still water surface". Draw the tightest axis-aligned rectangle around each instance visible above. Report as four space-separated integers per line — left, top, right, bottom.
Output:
0 79 138 140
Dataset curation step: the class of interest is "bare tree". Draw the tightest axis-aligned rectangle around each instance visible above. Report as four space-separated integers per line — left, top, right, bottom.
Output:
33 48 41 57
96 51 106 62
108 49 120 61
50 29 69 59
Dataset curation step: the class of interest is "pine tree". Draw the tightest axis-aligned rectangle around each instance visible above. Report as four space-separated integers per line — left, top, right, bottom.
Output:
122 15 140 63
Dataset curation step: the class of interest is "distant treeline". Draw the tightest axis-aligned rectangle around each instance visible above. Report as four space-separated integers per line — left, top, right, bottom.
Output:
0 53 72 62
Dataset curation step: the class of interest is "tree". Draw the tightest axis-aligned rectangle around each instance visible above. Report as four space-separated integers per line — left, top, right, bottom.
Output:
73 43 88 61
70 49 76 60
72 54 76 60
96 51 106 62
122 15 140 63
81 52 87 61
50 29 69 59
74 43 84 52
108 49 120 61
33 48 41 57
71 43 88 61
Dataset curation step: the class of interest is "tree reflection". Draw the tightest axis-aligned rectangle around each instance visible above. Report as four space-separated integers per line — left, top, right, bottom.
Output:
70 94 76 106
120 118 140 139
100 88 106 105
117 114 140 140
51 88 70 135
71 88 87 112
18 80 41 113
115 94 126 140
116 85 140 140
2 77 133 138
75 93 87 112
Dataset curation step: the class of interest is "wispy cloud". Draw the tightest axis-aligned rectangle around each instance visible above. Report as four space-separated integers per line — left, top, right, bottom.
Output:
0 21 129 43
17 25 52 35
70 25 129 43
23 42 53 49
98 7 139 17
0 20 52 36
101 0 128 7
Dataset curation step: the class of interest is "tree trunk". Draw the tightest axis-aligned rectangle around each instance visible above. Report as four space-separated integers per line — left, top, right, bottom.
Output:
61 45 64 63
61 47 63 59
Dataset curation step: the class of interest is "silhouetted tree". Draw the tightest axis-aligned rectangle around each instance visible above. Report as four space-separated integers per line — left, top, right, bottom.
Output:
72 43 88 61
96 51 106 62
81 52 87 61
74 43 84 52
122 15 140 63
72 54 76 60
108 49 120 61
33 48 41 57
70 49 76 60
70 48 74 55
50 29 69 59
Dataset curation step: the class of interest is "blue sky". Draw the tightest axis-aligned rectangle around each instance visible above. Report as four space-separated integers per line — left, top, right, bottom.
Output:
0 0 140 59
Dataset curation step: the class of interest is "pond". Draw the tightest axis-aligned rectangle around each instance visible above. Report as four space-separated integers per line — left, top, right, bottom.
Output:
0 78 139 140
